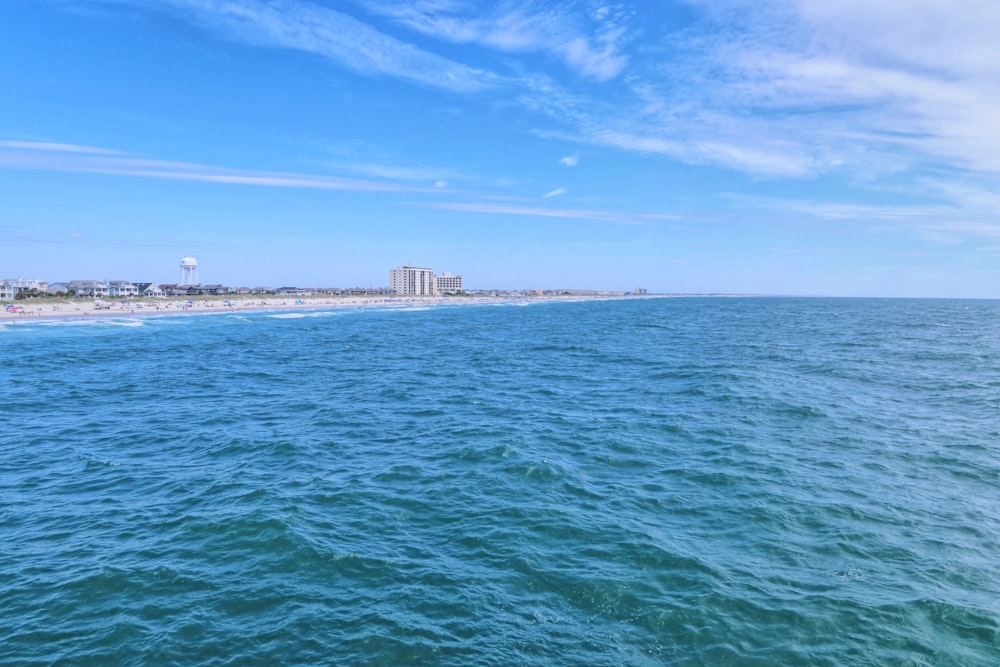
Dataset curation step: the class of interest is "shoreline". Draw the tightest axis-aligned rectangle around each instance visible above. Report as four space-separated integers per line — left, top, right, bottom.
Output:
0 293 667 324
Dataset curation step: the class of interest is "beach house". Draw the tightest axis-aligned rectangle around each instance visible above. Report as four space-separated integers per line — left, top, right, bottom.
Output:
65 280 110 298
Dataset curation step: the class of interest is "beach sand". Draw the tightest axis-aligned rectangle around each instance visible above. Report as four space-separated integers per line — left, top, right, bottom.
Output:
1 294 652 322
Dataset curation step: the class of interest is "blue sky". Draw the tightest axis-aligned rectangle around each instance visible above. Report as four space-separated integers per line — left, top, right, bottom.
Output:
2 0 999 296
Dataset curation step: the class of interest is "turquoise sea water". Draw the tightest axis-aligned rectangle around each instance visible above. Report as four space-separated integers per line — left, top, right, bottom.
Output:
2 297 999 665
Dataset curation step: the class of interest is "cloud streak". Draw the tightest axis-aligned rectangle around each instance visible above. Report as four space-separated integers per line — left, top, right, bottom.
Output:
408 200 679 225
0 141 437 193
674 1 998 175
47 0 1000 187
507 0 1000 183
728 191 1000 242
365 1 631 81
99 0 495 92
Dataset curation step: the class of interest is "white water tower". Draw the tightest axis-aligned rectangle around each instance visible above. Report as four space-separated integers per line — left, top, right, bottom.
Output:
180 256 199 286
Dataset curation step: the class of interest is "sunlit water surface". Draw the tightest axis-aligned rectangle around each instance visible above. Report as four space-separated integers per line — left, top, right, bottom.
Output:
3 297 999 665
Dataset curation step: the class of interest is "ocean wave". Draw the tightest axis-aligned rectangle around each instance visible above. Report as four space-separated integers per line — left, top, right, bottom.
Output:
3 297 999 665
21 317 147 328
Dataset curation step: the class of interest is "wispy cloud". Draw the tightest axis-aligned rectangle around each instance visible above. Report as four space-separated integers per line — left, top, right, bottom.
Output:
559 153 578 167
326 161 450 184
408 200 678 225
0 140 126 155
729 191 1000 242
54 0 1000 188
623 0 999 177
364 1 631 81
98 0 494 92
316 140 469 186
506 0 1000 183
542 187 566 198
0 141 437 193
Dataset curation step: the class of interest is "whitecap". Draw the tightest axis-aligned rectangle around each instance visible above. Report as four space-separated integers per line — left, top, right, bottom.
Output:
304 310 346 317
99 319 145 327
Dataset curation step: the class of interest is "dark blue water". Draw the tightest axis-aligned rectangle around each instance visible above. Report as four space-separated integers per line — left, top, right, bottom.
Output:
3 298 999 665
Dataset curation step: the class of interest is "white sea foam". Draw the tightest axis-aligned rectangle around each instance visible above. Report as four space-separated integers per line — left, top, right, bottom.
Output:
35 319 107 327
29 317 146 328
267 310 348 319
101 319 145 327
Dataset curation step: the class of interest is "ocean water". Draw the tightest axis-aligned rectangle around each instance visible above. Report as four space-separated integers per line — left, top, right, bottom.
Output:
2 297 999 666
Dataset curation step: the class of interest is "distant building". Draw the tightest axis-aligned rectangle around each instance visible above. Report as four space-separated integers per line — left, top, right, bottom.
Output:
108 281 139 297
1 278 48 300
134 282 165 298
390 265 437 296
335 287 394 296
158 283 227 297
193 284 228 296
276 286 313 296
66 280 110 298
435 272 463 294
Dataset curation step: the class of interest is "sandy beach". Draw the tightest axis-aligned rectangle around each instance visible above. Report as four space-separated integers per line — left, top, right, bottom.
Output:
1 293 655 322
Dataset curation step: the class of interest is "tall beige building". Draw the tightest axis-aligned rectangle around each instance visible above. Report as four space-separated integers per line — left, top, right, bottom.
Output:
390 265 437 295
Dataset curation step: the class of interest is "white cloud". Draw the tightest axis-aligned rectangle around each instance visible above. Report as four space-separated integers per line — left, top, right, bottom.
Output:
583 127 816 177
542 187 566 198
109 0 494 92
561 33 627 82
408 200 679 225
54 0 1000 189
0 141 438 193
364 1 631 81
503 0 999 186
0 140 126 155
727 191 1000 242
317 140 469 185
661 0 1000 176
327 161 447 183
559 154 578 167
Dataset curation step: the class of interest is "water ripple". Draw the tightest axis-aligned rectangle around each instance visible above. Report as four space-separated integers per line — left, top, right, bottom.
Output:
3 298 1000 665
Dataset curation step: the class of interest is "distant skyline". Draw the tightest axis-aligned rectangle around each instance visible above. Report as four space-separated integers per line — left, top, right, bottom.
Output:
2 1 999 297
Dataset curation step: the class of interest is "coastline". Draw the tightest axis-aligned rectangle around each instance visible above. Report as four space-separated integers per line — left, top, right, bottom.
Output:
0 293 664 323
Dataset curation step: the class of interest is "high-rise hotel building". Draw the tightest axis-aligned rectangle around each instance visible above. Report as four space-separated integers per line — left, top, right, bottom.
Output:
390 265 437 296
389 266 464 295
